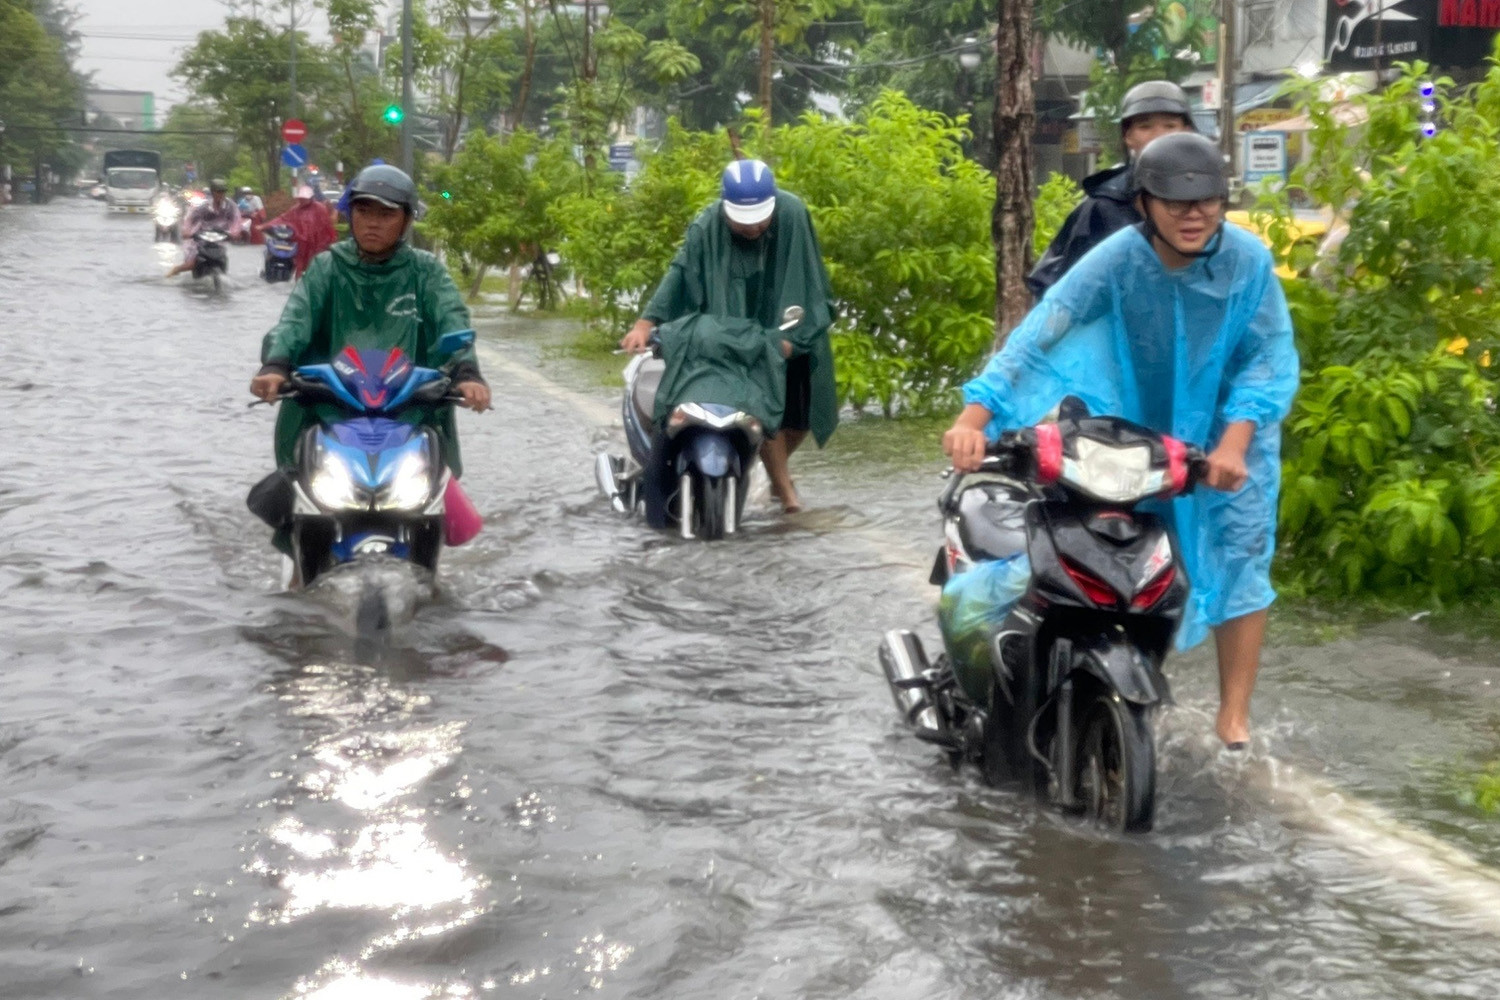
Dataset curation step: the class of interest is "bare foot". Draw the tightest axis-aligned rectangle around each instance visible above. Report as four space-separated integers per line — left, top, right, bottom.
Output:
770 481 803 514
1216 710 1250 750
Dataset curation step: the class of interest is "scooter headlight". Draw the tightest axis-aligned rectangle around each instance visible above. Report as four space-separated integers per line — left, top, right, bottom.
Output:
309 453 366 511
376 453 432 511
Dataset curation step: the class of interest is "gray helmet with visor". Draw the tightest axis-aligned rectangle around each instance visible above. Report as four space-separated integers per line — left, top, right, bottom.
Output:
348 164 419 214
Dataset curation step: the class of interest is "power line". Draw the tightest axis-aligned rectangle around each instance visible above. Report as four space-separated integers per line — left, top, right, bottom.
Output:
1 123 236 136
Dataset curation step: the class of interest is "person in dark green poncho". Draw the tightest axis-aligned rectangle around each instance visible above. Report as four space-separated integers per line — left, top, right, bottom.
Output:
246 164 491 555
620 159 837 514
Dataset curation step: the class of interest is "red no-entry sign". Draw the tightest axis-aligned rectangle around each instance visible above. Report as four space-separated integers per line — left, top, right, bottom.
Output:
281 118 307 144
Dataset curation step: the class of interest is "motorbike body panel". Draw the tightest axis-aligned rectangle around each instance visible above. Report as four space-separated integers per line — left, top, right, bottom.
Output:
263 224 297 282
286 346 453 585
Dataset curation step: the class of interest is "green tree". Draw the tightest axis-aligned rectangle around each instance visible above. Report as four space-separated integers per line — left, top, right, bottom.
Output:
610 0 857 131
0 0 85 197
422 127 584 304
540 1 701 175
318 0 398 171
153 102 240 186
175 17 333 192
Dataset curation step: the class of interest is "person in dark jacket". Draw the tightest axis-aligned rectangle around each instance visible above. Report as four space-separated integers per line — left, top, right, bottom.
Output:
1027 80 1197 300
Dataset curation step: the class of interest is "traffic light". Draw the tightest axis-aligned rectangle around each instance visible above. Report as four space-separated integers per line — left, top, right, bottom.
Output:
383 104 404 125
440 190 451 200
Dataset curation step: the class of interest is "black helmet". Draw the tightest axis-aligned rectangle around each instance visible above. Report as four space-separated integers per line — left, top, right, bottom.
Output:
348 164 418 214
209 177 228 193
1133 132 1228 201
1119 80 1195 129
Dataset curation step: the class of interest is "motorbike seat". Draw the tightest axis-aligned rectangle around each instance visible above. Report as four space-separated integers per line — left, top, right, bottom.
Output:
956 481 1030 563
631 357 666 430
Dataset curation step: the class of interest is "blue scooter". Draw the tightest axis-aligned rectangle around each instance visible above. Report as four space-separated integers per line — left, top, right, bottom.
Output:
595 307 801 540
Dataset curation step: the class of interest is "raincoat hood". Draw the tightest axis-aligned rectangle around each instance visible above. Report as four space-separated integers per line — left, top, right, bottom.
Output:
967 222 1300 648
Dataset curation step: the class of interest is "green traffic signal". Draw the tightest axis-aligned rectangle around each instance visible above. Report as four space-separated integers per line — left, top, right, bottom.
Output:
383 104 404 125
441 190 451 200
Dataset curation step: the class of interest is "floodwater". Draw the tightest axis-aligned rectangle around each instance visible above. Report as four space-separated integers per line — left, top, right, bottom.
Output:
3 201 1500 1000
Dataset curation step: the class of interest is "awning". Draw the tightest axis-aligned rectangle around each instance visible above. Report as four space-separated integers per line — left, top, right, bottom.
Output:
1189 78 1286 115
1188 78 1288 139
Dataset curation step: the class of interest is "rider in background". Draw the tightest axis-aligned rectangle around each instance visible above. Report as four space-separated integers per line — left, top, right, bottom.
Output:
266 184 339 279
165 178 240 278
1027 80 1197 300
943 133 1300 749
618 159 837 515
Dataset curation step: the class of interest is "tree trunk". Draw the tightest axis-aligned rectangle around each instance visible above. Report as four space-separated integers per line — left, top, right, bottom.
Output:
758 0 774 126
467 262 489 302
512 0 538 126
991 0 1035 346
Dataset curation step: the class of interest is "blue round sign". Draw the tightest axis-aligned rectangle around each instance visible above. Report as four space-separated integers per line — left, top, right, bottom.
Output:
281 143 308 168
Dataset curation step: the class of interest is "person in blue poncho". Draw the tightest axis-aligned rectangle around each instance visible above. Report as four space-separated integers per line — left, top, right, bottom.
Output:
943 132 1300 749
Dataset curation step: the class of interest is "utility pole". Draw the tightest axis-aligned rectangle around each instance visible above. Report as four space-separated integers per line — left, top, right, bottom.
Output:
1218 0 1239 188
401 0 414 176
289 0 297 189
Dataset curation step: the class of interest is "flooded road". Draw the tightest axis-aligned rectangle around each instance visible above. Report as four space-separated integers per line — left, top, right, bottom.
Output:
4 201 1500 999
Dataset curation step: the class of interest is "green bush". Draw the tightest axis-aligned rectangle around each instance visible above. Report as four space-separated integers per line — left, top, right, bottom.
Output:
1032 171 1083 259
1257 60 1500 599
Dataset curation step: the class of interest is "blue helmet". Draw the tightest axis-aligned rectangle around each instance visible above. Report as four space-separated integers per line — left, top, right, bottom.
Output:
721 159 777 225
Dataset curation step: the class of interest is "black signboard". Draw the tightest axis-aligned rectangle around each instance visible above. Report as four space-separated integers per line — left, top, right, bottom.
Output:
1325 0 1500 69
1325 0 1429 69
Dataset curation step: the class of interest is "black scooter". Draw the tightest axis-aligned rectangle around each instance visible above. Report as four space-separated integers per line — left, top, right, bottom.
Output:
595 306 802 540
191 229 230 291
880 401 1206 832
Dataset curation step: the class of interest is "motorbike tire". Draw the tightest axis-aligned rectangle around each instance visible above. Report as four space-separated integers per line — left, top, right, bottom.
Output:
695 475 727 541
1074 695 1156 833
982 656 1045 793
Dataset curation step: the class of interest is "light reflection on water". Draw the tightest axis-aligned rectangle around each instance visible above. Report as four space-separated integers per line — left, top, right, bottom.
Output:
253 666 488 997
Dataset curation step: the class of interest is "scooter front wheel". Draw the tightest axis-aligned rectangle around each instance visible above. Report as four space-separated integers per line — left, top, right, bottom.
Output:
1075 695 1156 833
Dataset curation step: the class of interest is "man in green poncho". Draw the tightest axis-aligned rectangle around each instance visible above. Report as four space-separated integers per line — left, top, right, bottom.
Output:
620 158 837 514
247 164 490 553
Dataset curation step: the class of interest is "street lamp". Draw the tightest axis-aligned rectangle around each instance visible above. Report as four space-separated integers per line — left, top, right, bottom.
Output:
956 36 982 160
958 36 982 73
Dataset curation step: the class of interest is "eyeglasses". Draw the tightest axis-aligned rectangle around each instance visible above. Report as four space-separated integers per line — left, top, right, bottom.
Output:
1158 197 1226 218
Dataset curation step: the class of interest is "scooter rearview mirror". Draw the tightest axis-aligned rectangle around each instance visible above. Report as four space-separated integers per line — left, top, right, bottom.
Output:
779 305 804 332
436 328 476 358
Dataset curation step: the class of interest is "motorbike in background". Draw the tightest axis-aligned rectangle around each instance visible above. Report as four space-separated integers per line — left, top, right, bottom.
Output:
153 196 181 243
879 401 1206 832
262 224 296 283
191 229 230 291
595 306 802 540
